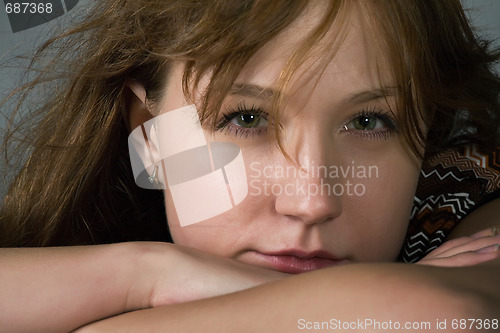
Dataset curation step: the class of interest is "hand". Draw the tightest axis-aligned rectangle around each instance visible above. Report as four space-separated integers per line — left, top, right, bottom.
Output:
127 242 289 309
417 226 500 267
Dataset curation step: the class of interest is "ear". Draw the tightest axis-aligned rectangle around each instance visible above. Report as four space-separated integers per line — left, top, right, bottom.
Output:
125 80 154 131
125 80 163 188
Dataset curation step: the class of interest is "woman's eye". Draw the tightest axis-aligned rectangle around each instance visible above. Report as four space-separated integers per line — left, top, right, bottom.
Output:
349 115 385 131
231 113 268 128
342 111 398 140
216 106 270 138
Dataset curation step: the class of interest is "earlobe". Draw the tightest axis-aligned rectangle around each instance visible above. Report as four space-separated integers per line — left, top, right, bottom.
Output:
125 80 154 132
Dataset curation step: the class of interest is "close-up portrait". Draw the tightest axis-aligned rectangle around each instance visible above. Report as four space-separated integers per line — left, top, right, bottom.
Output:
1 1 499 332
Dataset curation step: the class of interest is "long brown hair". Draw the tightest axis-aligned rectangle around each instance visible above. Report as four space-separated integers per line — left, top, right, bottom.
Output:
1 0 499 247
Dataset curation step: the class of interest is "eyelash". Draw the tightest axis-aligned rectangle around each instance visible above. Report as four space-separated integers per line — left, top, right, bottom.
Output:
216 106 398 140
342 108 398 140
216 104 269 138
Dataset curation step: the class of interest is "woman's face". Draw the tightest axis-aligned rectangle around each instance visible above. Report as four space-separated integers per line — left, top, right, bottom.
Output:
158 4 422 273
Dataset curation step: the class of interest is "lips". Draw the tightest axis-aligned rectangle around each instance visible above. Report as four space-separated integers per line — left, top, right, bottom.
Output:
241 250 350 274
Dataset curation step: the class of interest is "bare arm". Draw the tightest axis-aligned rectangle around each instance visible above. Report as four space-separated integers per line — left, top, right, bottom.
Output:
77 199 500 332
0 243 139 333
76 259 500 333
0 242 285 333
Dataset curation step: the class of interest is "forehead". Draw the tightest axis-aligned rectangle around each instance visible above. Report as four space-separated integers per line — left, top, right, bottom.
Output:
234 1 393 98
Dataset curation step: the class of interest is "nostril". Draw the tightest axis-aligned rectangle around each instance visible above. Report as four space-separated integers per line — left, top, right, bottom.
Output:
274 184 342 225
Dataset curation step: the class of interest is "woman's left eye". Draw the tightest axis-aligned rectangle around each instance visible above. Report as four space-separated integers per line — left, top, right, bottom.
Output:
342 110 397 139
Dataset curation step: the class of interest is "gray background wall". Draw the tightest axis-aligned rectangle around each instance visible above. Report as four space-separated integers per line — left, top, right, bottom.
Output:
1 0 90 102
0 0 90 198
0 0 499 200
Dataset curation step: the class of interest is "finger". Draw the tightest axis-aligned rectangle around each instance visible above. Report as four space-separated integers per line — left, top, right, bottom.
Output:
476 243 500 254
429 225 497 257
418 248 500 267
430 235 500 259
470 226 498 239
422 236 475 259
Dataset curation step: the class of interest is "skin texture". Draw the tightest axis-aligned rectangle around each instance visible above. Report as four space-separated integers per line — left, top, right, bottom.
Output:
158 4 422 271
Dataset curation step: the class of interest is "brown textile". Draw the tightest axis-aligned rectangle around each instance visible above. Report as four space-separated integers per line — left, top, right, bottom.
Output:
400 145 500 262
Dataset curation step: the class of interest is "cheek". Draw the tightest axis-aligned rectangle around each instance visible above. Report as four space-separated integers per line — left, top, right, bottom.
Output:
164 186 261 256
165 196 222 254
163 144 285 260
344 155 420 261
163 189 205 249
164 145 274 252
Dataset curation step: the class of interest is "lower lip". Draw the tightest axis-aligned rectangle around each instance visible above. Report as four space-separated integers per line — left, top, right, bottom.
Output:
245 251 350 274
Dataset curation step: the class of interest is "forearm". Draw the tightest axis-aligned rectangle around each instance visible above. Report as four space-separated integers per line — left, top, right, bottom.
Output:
78 259 500 333
0 242 156 333
0 241 286 333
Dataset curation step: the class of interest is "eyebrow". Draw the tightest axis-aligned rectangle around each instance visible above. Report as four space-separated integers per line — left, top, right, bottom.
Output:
346 87 399 104
228 83 277 100
228 83 398 105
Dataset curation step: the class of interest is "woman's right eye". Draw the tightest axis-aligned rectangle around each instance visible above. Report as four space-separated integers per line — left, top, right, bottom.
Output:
216 106 269 138
230 113 269 129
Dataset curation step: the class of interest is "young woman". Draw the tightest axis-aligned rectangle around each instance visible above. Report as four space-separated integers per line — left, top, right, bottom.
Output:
1 0 499 332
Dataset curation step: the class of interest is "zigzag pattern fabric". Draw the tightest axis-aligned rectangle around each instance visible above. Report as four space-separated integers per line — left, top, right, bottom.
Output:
400 145 500 263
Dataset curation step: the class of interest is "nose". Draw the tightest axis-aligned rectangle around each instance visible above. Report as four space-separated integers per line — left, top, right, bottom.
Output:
274 176 342 225
273 124 342 225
